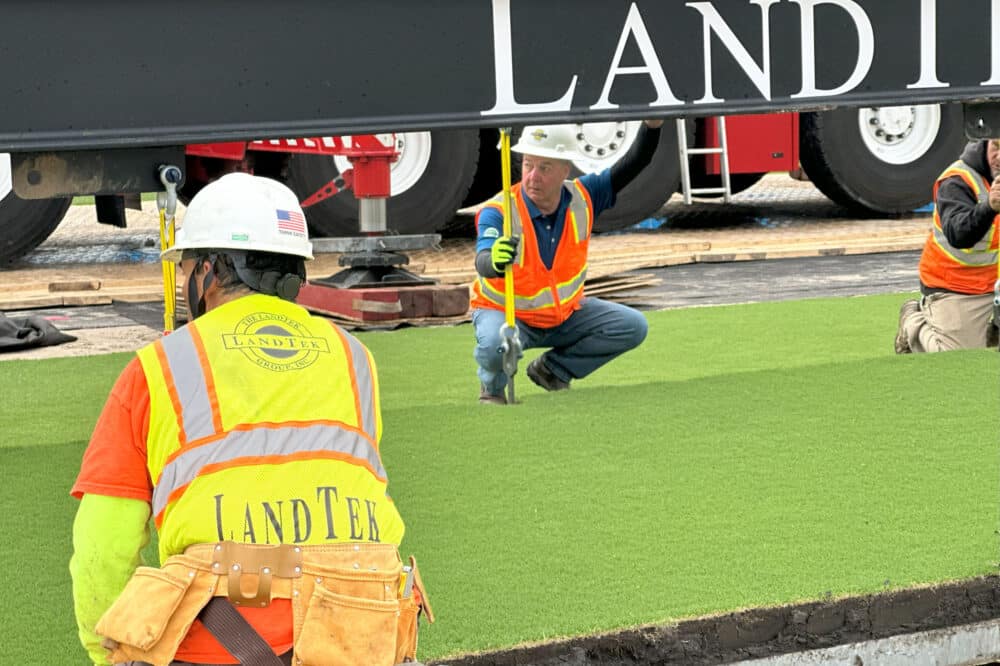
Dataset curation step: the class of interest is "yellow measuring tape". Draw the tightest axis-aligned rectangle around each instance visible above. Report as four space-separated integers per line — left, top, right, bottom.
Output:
500 128 515 329
158 207 176 332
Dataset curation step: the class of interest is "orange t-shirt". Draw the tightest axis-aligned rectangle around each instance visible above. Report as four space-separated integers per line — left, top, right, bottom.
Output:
72 358 293 663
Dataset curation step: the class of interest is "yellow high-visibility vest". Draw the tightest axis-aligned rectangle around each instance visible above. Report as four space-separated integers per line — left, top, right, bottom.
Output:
137 293 403 562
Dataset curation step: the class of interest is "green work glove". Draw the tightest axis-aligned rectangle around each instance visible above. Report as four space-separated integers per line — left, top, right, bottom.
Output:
490 235 520 273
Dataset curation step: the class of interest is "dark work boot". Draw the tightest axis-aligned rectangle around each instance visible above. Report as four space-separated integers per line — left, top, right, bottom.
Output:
479 384 506 405
526 355 570 391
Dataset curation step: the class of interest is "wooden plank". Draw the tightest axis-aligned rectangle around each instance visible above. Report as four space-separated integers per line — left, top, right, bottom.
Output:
48 280 101 292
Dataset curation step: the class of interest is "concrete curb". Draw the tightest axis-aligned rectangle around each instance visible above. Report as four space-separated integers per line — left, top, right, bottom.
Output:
734 618 1000 666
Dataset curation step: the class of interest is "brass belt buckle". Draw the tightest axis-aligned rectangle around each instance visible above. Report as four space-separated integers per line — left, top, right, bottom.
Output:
210 542 304 607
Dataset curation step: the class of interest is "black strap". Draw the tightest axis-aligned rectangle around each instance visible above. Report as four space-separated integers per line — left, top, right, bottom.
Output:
196 598 284 666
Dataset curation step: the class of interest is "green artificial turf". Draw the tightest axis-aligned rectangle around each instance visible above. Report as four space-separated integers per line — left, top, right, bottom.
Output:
1 292 997 664
72 193 158 206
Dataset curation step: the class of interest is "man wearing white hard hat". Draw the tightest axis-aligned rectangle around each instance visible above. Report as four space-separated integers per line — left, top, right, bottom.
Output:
69 173 429 666
472 119 664 403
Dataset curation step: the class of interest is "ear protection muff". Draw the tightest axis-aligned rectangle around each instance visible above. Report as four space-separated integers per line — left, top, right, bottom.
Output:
259 271 303 301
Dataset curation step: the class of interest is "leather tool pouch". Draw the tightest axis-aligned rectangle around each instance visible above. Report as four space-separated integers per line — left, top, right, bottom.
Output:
291 552 434 665
96 562 204 666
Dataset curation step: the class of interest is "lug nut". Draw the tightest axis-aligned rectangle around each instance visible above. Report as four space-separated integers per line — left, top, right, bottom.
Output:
616 130 626 138
584 145 592 152
875 130 884 137
609 143 618 150
577 133 586 140
597 148 606 156
869 118 879 126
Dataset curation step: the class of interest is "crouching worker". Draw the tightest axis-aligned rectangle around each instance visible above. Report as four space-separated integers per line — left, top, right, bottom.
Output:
70 173 432 666
472 121 662 403
895 139 1000 353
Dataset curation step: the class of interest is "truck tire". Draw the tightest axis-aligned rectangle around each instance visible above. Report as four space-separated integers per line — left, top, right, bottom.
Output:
505 121 681 233
799 104 966 214
436 129 505 238
282 130 480 238
0 154 72 265
461 128 504 208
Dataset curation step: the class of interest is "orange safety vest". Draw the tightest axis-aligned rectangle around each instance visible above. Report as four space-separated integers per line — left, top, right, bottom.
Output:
471 181 593 328
136 293 404 563
918 160 1000 294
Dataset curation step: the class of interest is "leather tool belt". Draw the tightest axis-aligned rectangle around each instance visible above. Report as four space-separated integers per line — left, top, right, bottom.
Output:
96 542 433 666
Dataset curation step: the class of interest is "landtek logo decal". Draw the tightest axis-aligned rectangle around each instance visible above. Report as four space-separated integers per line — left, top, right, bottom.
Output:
222 312 330 371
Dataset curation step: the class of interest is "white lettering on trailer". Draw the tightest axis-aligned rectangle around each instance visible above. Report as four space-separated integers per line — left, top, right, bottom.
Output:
481 0 577 116
483 0 884 117
789 0 874 99
591 3 681 111
982 0 1000 85
689 0 779 104
908 0 946 89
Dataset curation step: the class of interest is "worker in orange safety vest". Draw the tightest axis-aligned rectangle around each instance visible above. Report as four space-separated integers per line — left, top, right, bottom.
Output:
471 120 663 404
895 139 1000 353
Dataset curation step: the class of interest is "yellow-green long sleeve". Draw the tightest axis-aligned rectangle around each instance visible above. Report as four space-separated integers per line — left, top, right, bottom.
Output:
70 493 151 665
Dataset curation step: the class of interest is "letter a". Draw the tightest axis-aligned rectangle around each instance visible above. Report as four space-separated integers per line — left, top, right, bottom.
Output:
592 3 682 110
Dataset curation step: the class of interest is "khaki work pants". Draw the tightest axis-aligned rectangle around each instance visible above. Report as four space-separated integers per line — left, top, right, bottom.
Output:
901 292 995 352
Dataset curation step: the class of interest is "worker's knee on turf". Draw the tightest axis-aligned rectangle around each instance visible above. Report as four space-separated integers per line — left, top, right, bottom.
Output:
474 343 504 373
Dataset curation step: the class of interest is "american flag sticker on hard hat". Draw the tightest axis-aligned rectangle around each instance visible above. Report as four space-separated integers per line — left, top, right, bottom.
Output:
276 209 307 236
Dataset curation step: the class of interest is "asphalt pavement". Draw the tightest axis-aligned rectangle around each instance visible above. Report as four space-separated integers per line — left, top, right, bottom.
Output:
621 250 920 310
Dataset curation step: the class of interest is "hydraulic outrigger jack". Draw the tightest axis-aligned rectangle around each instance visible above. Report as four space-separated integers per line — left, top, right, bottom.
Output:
299 134 439 288
290 134 469 323
309 196 439 289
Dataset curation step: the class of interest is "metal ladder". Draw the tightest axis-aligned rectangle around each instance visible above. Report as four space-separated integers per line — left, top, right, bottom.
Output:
676 117 732 204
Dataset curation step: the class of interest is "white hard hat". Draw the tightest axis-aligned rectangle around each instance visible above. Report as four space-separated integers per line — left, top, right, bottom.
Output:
162 172 313 262
511 124 585 161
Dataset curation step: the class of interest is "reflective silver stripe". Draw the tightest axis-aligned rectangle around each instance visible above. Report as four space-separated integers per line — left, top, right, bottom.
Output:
160 327 216 442
477 276 556 310
152 424 386 517
568 182 591 243
933 162 998 265
486 194 524 264
942 161 987 204
931 228 997 265
341 330 377 440
556 267 587 301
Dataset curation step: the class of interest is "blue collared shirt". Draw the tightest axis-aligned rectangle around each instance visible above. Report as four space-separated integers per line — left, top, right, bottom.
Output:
476 169 614 269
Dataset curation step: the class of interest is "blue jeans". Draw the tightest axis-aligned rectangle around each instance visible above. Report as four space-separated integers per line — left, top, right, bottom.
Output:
473 297 648 395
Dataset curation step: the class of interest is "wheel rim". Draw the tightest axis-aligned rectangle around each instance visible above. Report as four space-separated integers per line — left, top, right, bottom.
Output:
0 153 12 201
568 121 642 173
857 104 941 165
331 132 433 196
